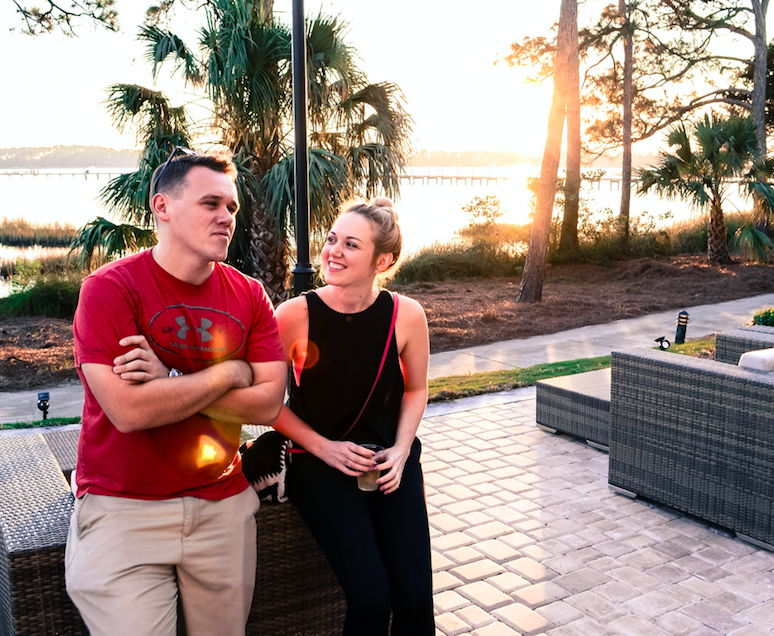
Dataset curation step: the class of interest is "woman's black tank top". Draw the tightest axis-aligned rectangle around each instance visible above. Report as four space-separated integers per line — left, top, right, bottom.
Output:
289 290 409 454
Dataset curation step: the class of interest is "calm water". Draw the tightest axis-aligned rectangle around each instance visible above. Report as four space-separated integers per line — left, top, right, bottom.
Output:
4 164 747 299
0 164 711 255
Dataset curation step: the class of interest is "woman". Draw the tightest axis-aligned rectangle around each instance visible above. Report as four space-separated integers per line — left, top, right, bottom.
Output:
273 199 434 636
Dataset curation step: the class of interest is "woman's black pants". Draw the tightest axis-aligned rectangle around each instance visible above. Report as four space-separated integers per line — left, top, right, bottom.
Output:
287 455 435 636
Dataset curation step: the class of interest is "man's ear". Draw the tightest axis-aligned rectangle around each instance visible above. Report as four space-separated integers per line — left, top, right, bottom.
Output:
152 193 170 223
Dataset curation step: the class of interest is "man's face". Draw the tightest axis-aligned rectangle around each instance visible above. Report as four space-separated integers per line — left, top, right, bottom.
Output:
163 165 240 265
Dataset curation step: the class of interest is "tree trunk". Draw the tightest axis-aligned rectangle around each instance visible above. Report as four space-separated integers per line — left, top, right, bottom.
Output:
752 0 769 156
707 197 731 264
751 0 769 229
559 0 581 255
248 198 290 306
517 0 576 303
619 0 633 253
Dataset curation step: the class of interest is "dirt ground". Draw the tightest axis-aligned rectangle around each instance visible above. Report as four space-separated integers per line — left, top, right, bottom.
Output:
2 255 773 391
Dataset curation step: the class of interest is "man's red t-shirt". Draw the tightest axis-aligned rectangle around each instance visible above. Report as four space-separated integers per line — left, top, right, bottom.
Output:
73 249 285 500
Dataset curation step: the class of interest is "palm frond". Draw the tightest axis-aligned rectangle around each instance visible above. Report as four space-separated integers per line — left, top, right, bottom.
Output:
69 217 157 270
262 149 351 239
139 24 203 85
103 84 192 144
306 12 360 128
733 222 773 263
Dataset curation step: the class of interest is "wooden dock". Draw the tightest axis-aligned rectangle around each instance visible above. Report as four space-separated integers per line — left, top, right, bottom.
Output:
0 169 637 189
0 169 132 180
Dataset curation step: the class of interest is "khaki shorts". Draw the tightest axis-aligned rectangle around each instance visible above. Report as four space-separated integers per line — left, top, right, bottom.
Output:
65 487 260 636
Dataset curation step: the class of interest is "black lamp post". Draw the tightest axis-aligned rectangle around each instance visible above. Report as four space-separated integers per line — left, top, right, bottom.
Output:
291 0 315 295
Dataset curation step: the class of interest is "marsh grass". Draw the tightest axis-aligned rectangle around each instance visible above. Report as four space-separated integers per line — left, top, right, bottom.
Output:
0 248 70 279
0 217 78 248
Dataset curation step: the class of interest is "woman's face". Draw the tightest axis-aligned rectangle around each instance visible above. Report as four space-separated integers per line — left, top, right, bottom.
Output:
321 213 382 286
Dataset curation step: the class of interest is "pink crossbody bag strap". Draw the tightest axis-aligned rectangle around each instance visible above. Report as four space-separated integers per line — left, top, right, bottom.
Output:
287 292 399 455
340 292 399 439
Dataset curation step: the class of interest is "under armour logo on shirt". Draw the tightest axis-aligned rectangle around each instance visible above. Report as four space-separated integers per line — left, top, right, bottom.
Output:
176 316 213 342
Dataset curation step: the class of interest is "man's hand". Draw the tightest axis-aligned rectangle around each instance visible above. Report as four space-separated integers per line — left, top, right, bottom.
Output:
112 335 254 391
112 335 169 383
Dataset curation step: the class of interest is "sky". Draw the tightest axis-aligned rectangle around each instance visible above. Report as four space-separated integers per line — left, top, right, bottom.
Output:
0 0 559 153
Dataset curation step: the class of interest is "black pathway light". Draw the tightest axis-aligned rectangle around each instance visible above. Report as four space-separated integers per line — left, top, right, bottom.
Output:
675 311 689 345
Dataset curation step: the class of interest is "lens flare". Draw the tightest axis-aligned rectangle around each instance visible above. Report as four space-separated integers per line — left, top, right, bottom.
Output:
290 340 319 386
196 435 227 468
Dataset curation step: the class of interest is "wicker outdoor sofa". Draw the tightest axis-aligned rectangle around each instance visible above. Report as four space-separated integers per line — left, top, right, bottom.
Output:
0 428 346 636
716 324 774 364
608 347 774 550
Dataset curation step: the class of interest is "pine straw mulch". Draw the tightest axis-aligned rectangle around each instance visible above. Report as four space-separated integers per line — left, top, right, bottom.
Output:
2 255 773 391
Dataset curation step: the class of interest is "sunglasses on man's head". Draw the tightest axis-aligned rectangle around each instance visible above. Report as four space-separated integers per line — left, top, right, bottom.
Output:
152 146 199 195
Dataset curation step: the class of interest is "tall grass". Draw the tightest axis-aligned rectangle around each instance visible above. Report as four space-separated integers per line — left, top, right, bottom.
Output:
0 217 78 247
393 241 523 284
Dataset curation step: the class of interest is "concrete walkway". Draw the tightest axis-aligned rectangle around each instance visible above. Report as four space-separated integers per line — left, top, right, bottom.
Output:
2 293 773 424
429 293 774 379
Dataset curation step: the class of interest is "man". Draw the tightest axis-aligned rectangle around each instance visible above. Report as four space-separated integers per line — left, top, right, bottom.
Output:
65 149 287 636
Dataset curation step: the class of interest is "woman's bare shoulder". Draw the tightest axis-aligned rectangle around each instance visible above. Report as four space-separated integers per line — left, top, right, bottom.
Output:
275 295 310 322
395 293 426 319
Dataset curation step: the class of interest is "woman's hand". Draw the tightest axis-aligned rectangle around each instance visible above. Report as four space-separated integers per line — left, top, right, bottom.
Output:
320 440 379 477
112 335 169 383
374 445 410 495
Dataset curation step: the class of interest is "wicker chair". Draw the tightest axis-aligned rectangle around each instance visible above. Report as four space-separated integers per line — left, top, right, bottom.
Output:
0 430 345 636
608 348 774 550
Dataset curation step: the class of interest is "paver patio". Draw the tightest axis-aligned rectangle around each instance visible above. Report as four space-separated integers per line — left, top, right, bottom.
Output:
421 393 774 636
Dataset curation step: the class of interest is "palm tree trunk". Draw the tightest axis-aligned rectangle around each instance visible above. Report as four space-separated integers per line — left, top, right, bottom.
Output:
559 3 581 255
619 0 633 253
707 197 731 264
517 0 576 303
248 198 289 305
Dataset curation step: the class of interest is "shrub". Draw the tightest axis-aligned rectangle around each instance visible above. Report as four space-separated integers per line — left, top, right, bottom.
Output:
0 273 82 319
752 307 774 326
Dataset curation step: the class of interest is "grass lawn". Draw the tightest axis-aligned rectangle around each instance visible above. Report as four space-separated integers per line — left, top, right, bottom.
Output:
0 416 81 431
427 335 715 402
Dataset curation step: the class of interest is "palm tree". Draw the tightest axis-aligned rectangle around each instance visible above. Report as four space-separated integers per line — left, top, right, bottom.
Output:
75 0 412 304
638 113 774 263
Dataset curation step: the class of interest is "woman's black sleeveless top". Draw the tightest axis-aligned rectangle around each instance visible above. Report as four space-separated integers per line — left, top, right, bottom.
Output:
289 290 417 459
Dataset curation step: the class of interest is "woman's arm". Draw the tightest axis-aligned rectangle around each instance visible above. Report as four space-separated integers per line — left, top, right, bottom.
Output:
376 295 430 494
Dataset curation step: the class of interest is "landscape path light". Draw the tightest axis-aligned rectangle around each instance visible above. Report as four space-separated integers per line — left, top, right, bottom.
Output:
675 310 689 345
37 392 50 420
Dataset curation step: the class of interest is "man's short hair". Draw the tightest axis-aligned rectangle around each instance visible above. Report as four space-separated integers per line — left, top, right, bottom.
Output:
150 152 238 206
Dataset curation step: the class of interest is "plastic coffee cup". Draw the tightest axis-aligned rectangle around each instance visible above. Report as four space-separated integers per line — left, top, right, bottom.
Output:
357 444 384 491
